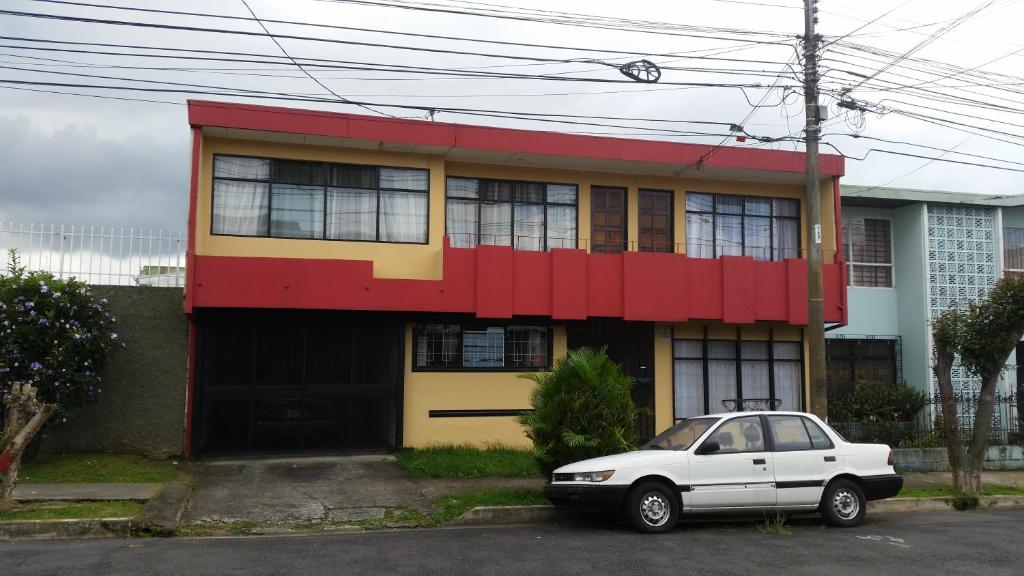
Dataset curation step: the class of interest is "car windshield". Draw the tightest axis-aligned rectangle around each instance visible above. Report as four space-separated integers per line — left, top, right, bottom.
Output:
641 417 720 451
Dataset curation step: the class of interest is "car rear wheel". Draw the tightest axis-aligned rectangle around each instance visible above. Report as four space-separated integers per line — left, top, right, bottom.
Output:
627 481 679 534
820 478 866 527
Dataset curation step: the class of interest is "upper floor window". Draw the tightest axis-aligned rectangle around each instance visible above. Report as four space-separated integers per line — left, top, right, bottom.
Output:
414 322 550 371
843 217 892 287
211 155 429 244
445 177 577 251
685 193 799 261
1004 226 1024 275
639 189 673 253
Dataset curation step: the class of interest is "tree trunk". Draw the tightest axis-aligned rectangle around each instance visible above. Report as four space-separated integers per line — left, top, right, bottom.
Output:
933 348 966 491
959 371 1001 496
1 384 56 502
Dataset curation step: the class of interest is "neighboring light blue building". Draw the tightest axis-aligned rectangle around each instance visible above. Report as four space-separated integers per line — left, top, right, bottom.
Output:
828 185 1024 410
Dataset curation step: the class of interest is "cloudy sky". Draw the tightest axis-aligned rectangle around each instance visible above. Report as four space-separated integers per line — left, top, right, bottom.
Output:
1 0 1023 231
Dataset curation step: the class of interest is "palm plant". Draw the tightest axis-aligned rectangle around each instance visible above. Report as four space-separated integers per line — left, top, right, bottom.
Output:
516 347 640 476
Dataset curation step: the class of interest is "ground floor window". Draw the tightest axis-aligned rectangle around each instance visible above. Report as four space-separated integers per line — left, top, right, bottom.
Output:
825 338 899 395
673 331 803 418
414 322 550 371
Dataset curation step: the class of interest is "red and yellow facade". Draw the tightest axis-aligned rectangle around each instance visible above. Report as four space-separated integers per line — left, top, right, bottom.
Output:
184 100 846 457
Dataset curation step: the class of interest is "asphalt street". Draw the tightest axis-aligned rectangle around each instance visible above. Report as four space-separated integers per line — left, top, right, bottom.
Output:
2 510 1022 576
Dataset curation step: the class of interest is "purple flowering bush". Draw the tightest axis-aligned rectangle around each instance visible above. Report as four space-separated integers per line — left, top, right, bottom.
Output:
1 249 122 426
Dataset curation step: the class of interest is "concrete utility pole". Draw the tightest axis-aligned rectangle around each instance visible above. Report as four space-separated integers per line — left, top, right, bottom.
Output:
803 0 828 419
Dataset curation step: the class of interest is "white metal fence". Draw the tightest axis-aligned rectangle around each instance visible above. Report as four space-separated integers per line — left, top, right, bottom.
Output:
0 222 186 287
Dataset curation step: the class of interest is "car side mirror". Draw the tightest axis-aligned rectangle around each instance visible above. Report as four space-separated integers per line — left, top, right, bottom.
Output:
696 440 720 455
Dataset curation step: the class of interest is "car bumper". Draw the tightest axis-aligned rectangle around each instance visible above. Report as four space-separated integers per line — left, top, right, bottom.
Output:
861 474 904 501
543 483 629 511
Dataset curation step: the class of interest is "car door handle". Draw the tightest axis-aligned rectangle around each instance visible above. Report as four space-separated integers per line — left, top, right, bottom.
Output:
824 456 836 462
753 458 766 465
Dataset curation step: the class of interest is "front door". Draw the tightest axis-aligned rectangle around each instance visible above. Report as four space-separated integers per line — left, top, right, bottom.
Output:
688 415 776 509
567 319 655 442
591 186 626 254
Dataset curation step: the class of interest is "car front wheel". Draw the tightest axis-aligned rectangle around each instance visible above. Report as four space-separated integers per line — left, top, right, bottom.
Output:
627 481 679 533
820 479 866 527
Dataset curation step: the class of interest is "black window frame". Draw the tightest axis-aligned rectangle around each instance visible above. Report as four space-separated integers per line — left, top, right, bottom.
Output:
672 327 805 419
825 337 900 395
210 153 430 245
412 321 553 372
843 216 893 287
685 192 800 261
444 176 578 251
638 188 674 253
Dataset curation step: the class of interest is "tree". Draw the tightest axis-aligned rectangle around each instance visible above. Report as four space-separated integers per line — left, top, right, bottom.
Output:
516 347 640 476
931 274 1024 494
0 250 121 501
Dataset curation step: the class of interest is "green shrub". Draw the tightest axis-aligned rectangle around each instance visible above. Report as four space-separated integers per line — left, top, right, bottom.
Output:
828 379 927 423
516 347 640 476
0 249 122 427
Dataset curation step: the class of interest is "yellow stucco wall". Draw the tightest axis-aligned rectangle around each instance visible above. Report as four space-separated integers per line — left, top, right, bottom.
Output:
195 138 839 280
402 324 567 448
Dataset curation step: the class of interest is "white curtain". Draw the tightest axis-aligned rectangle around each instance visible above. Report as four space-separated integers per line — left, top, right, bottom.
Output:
674 359 704 419
446 199 479 248
514 204 544 251
686 213 713 258
773 218 800 260
270 184 323 239
214 156 270 180
546 205 576 249
326 187 376 241
379 191 428 243
716 214 743 257
707 341 737 413
212 180 269 236
773 342 803 410
744 216 772 261
741 341 770 402
480 202 512 246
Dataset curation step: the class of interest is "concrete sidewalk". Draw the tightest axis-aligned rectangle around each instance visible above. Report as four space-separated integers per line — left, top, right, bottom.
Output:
12 483 163 502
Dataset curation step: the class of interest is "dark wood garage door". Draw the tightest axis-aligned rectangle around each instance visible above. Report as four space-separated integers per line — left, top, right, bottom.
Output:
193 310 403 456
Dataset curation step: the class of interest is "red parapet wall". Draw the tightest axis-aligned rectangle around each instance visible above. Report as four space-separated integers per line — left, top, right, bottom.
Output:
190 244 844 325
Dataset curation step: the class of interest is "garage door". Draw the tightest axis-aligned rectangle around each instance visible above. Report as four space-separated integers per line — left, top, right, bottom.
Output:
193 311 403 455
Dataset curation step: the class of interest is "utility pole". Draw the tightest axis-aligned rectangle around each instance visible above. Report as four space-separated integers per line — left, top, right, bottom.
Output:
803 0 827 419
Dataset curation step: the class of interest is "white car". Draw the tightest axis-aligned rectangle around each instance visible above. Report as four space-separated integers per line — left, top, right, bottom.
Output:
544 411 903 533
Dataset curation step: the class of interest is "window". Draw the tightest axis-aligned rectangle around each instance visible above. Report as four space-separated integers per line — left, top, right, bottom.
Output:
211 155 429 243
685 193 799 261
445 177 577 251
825 338 898 396
591 186 626 254
639 189 673 253
673 335 803 418
767 415 813 451
414 323 550 370
843 217 892 287
803 418 834 449
1004 226 1024 275
704 415 765 453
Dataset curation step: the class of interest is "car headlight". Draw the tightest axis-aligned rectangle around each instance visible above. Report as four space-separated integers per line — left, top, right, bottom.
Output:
562 470 615 482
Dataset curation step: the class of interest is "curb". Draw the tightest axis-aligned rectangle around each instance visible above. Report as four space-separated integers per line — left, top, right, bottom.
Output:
0 518 132 540
136 470 195 536
450 505 567 525
454 496 1024 525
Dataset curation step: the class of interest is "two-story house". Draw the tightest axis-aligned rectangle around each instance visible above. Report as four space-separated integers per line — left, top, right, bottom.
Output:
183 100 847 457
828 185 1024 414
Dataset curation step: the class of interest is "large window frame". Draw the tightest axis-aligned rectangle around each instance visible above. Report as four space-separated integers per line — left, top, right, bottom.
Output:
843 216 894 288
672 328 805 420
685 192 800 261
1003 226 1024 276
444 177 578 251
413 321 553 372
825 337 899 396
211 154 430 244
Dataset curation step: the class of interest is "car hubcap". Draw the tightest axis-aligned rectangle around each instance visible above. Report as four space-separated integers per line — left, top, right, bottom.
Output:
833 489 859 520
640 492 671 527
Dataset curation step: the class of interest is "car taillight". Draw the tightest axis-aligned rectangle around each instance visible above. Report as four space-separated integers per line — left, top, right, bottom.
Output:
887 449 894 466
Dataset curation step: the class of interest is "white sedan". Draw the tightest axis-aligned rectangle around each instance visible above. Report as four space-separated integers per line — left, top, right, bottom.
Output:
544 411 902 533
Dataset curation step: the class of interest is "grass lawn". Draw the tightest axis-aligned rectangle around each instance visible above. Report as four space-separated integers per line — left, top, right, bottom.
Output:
18 454 179 484
898 484 1024 498
396 445 540 478
430 488 547 524
0 501 144 521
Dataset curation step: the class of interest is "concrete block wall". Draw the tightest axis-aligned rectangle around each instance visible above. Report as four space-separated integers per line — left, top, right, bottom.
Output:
894 446 1024 473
